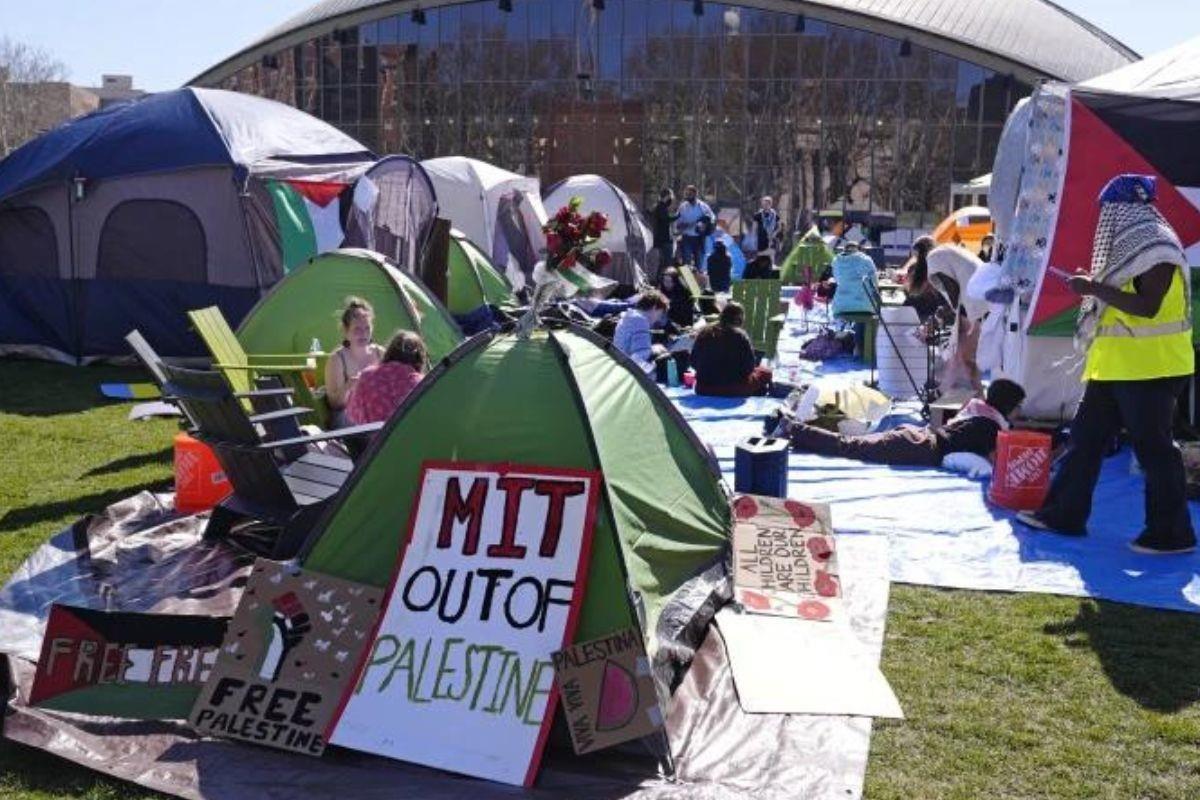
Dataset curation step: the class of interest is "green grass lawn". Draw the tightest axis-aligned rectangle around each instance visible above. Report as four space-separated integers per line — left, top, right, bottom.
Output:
2 361 1199 799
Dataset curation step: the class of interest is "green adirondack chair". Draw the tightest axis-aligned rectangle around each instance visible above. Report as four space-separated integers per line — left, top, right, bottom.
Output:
731 279 786 359
187 306 328 428
678 265 719 322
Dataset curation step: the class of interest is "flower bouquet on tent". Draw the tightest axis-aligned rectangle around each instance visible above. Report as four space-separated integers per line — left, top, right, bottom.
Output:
534 197 619 302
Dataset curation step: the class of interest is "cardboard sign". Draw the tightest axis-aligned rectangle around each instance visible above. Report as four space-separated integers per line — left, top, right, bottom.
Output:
731 494 842 622
331 461 600 787
715 608 903 719
30 605 228 719
189 560 383 756
551 628 663 755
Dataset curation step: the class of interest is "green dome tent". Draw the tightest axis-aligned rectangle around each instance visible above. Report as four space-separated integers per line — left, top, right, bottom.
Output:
298 325 731 640
236 248 463 362
446 229 515 316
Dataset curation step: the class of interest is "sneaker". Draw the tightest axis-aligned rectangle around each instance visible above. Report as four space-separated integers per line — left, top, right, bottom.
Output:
1016 511 1086 536
1016 511 1052 531
1128 535 1197 556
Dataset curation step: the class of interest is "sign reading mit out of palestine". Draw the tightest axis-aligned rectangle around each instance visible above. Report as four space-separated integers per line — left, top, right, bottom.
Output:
330 461 601 787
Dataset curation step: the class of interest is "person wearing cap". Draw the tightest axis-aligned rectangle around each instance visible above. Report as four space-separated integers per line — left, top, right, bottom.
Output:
1019 174 1196 555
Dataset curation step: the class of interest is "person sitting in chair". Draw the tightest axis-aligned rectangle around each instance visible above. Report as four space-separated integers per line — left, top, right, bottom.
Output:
777 379 1026 467
659 267 697 330
691 302 773 397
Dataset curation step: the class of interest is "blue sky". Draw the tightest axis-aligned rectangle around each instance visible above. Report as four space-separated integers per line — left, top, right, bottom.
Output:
0 0 1197 91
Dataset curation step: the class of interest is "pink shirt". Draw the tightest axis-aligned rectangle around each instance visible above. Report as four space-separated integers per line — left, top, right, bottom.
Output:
346 362 423 425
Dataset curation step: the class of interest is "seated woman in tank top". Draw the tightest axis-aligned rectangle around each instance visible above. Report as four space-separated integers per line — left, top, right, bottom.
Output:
324 296 385 428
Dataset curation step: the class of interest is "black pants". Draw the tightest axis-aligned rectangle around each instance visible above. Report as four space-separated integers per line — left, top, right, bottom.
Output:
1039 377 1194 545
788 422 942 467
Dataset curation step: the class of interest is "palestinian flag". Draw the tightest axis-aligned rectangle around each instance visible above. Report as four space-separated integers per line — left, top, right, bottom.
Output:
1030 92 1200 336
266 180 351 272
552 263 618 297
29 605 229 719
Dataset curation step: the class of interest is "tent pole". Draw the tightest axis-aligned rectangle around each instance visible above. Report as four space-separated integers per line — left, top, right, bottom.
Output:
236 173 267 295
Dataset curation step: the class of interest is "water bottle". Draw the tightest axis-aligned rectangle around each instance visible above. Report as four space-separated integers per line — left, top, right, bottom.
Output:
666 358 680 387
304 337 322 388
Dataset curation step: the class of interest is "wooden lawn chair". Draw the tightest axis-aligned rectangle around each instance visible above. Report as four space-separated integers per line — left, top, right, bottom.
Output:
159 362 381 558
187 306 328 428
731 278 785 359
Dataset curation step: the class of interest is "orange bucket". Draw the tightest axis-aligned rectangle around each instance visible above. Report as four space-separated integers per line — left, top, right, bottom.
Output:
988 429 1052 511
174 432 232 513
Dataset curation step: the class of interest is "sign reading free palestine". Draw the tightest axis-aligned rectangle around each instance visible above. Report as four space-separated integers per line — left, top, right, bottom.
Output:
330 461 601 787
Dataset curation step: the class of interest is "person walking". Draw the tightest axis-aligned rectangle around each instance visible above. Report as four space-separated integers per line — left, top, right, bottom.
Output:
1019 174 1196 555
675 185 715 270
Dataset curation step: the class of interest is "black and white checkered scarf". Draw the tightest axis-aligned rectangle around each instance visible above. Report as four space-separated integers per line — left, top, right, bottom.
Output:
1075 201 1187 354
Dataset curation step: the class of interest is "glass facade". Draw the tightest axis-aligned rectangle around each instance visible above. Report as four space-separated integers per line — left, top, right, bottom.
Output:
218 0 1031 228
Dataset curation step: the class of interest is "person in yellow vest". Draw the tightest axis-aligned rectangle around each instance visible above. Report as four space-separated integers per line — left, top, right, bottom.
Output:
1019 175 1195 554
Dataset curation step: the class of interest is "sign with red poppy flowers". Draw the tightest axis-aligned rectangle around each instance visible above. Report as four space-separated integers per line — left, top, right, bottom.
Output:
730 494 842 623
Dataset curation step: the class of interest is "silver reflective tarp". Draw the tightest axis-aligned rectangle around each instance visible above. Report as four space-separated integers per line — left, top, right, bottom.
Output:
2 493 890 800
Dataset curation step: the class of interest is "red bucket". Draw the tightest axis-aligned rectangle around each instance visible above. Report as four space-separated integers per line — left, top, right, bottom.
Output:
174 432 232 513
988 429 1052 511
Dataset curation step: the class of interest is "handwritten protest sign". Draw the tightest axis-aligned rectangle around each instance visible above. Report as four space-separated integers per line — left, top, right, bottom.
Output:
189 560 383 756
330 461 600 787
731 494 842 622
30 606 227 719
552 628 664 755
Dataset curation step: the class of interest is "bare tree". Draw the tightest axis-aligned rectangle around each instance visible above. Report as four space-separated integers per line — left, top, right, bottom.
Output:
0 37 69 156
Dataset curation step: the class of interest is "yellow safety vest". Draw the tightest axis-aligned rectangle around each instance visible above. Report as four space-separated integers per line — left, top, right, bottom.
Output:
1084 267 1195 381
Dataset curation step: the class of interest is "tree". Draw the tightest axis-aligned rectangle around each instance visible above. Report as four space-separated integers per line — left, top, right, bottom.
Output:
0 37 69 156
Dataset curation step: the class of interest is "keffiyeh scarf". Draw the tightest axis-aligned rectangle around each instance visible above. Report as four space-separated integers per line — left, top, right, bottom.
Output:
1074 201 1188 355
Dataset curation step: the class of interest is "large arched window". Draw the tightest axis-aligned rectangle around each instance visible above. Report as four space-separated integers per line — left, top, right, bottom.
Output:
0 206 59 277
97 199 207 282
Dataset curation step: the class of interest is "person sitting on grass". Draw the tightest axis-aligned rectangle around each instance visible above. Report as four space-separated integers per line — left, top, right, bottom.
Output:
325 296 385 427
345 330 428 426
613 290 670 374
691 302 773 397
777 378 1026 467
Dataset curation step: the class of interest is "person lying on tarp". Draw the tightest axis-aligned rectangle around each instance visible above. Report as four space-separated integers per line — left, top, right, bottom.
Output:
775 379 1026 467
690 302 773 397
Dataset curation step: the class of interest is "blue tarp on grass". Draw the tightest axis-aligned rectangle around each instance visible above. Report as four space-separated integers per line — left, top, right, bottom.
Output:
665 314 1200 615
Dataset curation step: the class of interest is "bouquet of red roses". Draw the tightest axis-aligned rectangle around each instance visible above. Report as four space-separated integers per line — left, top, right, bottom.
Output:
542 196 612 273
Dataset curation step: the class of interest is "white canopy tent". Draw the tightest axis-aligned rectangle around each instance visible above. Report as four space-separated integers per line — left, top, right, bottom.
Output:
1078 35 1200 101
420 157 548 290
983 34 1200 420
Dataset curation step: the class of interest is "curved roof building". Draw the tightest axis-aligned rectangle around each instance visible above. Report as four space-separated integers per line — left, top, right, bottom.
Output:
193 0 1136 227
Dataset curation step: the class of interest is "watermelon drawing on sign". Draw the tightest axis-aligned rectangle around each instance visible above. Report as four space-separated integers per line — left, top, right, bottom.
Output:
797 600 831 620
806 536 833 562
784 500 816 528
732 496 759 520
738 589 771 611
595 660 638 732
814 570 840 598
